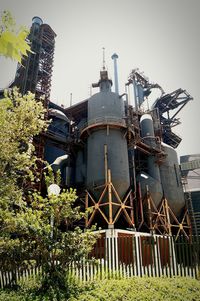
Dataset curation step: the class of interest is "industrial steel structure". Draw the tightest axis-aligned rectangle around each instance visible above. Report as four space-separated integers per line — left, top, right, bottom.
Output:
63 66 193 240
180 154 200 235
1 17 197 242
0 16 57 191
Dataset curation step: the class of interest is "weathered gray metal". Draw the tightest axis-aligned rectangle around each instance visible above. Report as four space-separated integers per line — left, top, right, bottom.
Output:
75 150 86 184
160 143 185 216
86 73 130 202
138 114 163 204
140 114 161 182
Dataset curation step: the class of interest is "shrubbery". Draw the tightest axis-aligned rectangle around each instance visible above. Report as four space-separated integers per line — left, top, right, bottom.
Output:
0 276 200 301
69 277 200 301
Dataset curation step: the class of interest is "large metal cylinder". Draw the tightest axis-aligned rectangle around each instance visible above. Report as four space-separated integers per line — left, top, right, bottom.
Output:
140 114 161 181
86 85 130 200
140 114 156 145
160 143 185 217
139 114 162 204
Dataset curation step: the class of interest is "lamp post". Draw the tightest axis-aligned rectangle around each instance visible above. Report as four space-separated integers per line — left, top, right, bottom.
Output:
48 183 61 239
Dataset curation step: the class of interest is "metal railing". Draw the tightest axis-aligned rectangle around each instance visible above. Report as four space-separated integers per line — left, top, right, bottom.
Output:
80 116 126 132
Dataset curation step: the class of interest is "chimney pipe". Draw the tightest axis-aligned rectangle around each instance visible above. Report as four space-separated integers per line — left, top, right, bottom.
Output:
111 53 119 95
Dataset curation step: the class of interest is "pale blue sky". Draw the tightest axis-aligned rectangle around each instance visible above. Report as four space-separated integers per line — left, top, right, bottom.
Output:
0 0 199 158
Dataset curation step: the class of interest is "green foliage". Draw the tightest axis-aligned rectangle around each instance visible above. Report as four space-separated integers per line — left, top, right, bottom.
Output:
29 188 97 270
44 166 61 188
0 88 48 278
0 88 47 205
68 277 200 301
0 181 97 294
0 11 97 297
0 87 97 295
0 277 200 301
0 10 31 63
0 9 97 297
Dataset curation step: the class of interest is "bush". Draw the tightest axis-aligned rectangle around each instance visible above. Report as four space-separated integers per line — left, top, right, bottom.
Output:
68 277 200 301
0 276 200 301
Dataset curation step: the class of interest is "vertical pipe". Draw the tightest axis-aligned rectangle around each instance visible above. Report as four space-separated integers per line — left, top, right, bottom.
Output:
125 84 129 106
133 79 138 112
70 93 72 106
85 193 88 227
147 194 153 232
104 144 108 184
130 192 134 225
111 53 119 95
108 169 113 225
138 182 144 230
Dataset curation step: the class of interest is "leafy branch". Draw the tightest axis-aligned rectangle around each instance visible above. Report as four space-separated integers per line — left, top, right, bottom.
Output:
0 10 31 63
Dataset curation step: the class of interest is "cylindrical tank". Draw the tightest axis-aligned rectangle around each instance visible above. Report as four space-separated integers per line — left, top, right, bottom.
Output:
137 172 163 205
160 143 185 217
140 114 156 146
138 114 163 204
86 79 130 201
140 114 161 182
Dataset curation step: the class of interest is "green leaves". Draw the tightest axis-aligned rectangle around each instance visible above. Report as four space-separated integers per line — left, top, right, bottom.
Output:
68 277 200 301
0 87 97 292
0 88 47 212
0 10 15 33
0 10 31 63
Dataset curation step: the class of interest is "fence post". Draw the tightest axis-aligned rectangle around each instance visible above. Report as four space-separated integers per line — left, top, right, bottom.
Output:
135 235 142 276
154 236 161 276
169 235 177 276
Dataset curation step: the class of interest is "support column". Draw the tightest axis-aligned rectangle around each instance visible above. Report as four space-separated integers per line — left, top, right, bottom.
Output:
164 198 172 236
108 169 113 225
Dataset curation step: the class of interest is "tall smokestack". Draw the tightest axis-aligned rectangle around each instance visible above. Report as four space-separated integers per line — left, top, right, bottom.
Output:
111 53 119 95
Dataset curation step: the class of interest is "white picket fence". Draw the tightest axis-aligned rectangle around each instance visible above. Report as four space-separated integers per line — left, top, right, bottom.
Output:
0 235 199 288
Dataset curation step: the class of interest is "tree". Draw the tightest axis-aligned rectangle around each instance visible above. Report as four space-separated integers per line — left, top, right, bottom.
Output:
26 181 97 296
0 10 31 63
0 12 97 295
0 88 47 203
0 87 47 272
0 89 97 297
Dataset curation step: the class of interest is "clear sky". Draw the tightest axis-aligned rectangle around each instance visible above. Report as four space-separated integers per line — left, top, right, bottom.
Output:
0 0 199 158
